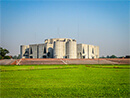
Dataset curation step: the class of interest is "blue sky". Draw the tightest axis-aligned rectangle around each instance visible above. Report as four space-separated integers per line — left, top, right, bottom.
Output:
0 0 129 57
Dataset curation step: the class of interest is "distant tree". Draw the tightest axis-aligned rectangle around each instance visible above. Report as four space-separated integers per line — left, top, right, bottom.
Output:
106 55 110 58
13 55 17 59
12 54 21 59
0 55 3 59
118 56 124 58
100 56 105 58
0 47 9 58
125 55 130 58
110 55 117 58
4 56 11 59
17 54 21 59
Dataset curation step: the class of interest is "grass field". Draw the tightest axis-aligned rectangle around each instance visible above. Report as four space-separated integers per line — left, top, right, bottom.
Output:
0 64 130 97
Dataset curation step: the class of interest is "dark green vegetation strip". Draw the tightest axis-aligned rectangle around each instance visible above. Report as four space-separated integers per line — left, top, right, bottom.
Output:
0 65 130 97
0 66 78 72
85 65 130 69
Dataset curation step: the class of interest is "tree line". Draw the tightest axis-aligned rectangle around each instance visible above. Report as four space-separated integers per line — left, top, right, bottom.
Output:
0 47 20 59
100 55 130 58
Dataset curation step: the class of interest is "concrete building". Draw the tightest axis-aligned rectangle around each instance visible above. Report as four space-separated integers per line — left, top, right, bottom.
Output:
20 38 99 59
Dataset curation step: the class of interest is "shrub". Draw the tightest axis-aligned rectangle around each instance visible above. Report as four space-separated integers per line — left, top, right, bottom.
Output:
0 55 3 59
4 56 11 59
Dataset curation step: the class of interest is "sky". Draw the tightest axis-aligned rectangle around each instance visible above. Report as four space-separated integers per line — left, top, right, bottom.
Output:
0 0 129 57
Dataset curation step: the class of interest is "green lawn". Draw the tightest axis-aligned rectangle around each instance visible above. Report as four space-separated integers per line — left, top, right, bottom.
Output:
0 65 130 97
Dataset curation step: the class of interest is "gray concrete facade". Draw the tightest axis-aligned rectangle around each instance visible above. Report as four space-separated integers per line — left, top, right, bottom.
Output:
20 38 99 59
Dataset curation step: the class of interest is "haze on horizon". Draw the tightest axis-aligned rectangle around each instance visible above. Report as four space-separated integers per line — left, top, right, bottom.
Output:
0 0 129 57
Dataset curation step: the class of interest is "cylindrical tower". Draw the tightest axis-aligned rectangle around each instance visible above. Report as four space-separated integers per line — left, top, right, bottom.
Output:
66 40 77 58
53 41 64 58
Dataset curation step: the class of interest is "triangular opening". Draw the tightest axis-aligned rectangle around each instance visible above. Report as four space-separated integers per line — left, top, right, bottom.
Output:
83 48 85 54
